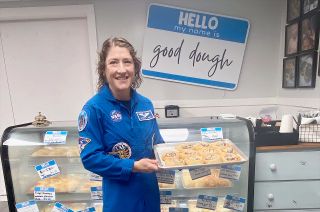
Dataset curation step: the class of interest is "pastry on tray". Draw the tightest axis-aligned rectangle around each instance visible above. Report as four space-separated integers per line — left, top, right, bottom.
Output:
31 146 79 157
159 139 244 167
29 174 101 193
160 200 177 212
158 182 176 189
29 174 81 193
182 169 232 188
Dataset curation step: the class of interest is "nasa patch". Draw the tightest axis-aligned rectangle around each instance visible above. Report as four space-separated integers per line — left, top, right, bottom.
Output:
111 142 132 159
78 110 88 132
136 110 155 121
79 137 91 153
110 110 122 122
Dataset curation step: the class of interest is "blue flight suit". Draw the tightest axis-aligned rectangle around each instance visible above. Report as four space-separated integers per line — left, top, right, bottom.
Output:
78 84 163 212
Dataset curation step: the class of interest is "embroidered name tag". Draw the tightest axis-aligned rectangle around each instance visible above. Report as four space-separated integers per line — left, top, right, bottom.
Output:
136 110 155 121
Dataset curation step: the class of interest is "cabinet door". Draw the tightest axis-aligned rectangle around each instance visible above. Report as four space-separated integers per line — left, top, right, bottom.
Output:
254 181 320 210
0 14 94 124
255 151 320 181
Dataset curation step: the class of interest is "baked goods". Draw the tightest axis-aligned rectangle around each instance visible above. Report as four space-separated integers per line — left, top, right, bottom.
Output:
29 174 81 193
29 174 100 193
159 139 243 167
188 199 232 212
160 200 177 212
158 182 176 189
32 146 79 157
76 180 102 193
182 169 232 188
93 203 103 212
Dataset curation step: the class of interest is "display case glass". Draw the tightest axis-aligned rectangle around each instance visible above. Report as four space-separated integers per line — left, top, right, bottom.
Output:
1 117 255 212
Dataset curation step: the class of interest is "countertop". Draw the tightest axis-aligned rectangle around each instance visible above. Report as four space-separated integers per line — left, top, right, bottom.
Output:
256 142 320 152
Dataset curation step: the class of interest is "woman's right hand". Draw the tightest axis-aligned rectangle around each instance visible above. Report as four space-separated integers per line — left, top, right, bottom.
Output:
133 158 159 173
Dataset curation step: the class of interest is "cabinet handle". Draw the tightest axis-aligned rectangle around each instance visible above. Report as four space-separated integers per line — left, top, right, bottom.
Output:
267 193 274 201
269 164 277 171
299 161 307 165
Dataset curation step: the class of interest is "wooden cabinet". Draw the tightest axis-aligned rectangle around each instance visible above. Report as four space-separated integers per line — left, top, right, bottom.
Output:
254 144 320 211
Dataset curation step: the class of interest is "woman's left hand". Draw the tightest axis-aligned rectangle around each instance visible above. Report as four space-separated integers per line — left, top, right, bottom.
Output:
133 158 159 173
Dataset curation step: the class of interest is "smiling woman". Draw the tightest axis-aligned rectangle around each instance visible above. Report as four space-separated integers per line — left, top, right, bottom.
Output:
97 37 142 93
78 37 164 212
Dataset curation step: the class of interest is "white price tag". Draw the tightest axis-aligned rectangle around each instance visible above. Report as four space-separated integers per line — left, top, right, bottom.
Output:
89 172 102 181
156 170 175 184
35 160 60 180
90 186 103 200
219 165 241 181
200 127 223 141
77 207 96 212
160 191 172 204
16 200 39 212
44 131 68 144
196 195 218 210
52 202 74 212
223 195 246 211
189 167 211 180
34 187 55 201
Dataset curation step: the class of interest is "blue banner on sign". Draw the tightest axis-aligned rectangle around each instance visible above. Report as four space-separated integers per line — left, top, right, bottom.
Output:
198 194 218 201
142 69 236 89
34 187 55 192
35 160 56 171
148 4 249 43
225 194 246 203
16 200 37 209
221 165 242 171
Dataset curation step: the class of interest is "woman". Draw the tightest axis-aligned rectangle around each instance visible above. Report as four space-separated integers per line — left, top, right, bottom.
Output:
78 37 163 212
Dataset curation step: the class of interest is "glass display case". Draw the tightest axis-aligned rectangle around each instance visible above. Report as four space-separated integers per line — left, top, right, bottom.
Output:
1 117 255 212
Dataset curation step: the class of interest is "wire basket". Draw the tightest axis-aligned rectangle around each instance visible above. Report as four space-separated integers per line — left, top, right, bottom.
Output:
299 124 320 143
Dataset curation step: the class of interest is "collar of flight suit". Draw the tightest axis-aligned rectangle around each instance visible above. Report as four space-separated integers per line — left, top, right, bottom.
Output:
99 84 139 110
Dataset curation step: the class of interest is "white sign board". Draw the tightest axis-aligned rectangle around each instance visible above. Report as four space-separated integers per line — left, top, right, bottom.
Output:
142 4 250 90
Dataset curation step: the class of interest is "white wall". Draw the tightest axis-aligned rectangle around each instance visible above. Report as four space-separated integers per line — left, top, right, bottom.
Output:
94 0 284 101
1 0 319 113
93 0 319 114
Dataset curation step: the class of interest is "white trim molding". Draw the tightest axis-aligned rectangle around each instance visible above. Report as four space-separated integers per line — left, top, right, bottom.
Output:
0 4 98 93
276 97 320 109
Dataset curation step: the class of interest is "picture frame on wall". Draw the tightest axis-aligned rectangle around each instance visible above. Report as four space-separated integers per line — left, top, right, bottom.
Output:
283 57 297 88
287 0 301 22
303 0 319 15
285 22 299 56
300 15 319 52
297 51 317 87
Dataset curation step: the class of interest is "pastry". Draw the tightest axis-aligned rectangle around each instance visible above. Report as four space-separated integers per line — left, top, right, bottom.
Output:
161 151 184 166
158 182 175 189
76 180 102 193
159 139 243 167
160 200 177 212
30 174 103 195
32 146 80 157
182 169 232 188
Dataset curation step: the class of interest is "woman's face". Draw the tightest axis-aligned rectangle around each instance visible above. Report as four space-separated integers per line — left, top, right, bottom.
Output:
105 46 135 97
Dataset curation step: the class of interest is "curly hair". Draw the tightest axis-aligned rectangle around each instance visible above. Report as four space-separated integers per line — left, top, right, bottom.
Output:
97 37 142 91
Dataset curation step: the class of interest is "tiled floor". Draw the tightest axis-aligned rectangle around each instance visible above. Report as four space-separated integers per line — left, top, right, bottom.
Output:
0 201 9 212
